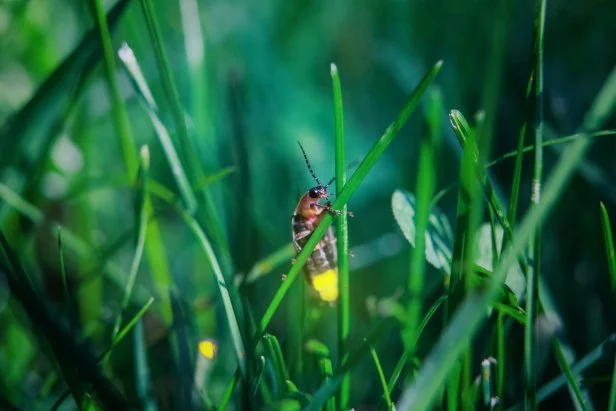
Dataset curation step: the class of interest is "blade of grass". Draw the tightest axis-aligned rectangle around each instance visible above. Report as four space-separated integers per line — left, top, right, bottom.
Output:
600 203 616 300
331 62 351 409
405 86 442 358
368 341 394 410
133 319 156 411
170 287 194 410
89 0 138 177
526 1 547 409
117 43 198 213
180 209 247 378
551 338 589 411
386 295 448 399
486 130 616 168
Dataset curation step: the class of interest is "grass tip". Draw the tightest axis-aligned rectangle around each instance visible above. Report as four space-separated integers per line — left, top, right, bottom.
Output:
140 145 150 169
118 42 135 63
330 62 338 76
435 59 444 69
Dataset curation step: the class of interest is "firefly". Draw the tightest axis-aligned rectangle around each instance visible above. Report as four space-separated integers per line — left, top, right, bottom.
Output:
291 142 344 302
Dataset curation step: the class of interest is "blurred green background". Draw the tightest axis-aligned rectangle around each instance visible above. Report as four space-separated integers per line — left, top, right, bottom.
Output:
0 0 615 409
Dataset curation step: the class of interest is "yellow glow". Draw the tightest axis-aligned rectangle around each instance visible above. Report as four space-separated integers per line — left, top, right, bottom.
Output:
198 339 217 359
312 269 338 302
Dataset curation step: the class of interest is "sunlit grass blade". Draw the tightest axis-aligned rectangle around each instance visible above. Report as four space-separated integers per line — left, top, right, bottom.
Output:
331 61 351 409
396 133 594 411
218 371 240 411
117 43 198 213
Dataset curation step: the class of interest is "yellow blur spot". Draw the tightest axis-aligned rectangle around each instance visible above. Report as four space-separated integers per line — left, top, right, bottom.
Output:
312 269 338 302
199 339 217 359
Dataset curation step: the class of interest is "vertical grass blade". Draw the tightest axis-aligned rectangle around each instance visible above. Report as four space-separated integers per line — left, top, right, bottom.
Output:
525 1 547 409
404 87 441 386
330 62 351 409
89 0 138 176
600 203 616 299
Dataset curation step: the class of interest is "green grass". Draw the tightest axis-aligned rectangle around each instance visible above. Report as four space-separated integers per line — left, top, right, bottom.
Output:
0 1 615 410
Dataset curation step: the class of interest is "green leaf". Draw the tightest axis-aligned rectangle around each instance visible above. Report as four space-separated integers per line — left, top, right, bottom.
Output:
392 189 454 273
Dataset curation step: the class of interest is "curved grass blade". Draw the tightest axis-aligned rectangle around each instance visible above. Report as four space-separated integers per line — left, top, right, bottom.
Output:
117 43 198 213
180 210 247 378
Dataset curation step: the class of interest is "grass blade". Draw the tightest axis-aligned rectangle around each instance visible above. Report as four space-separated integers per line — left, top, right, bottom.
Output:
368 342 394 410
525 1 547 409
180 210 247 378
331 62 351 409
117 43 198 213
600 202 616 300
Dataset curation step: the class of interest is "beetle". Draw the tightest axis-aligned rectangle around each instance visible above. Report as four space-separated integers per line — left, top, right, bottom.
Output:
291 142 343 302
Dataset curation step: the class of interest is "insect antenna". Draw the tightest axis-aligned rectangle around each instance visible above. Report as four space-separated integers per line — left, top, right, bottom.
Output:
324 159 359 189
297 142 322 186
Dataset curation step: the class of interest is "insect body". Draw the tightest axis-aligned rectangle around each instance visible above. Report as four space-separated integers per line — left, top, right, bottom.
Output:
292 143 339 302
